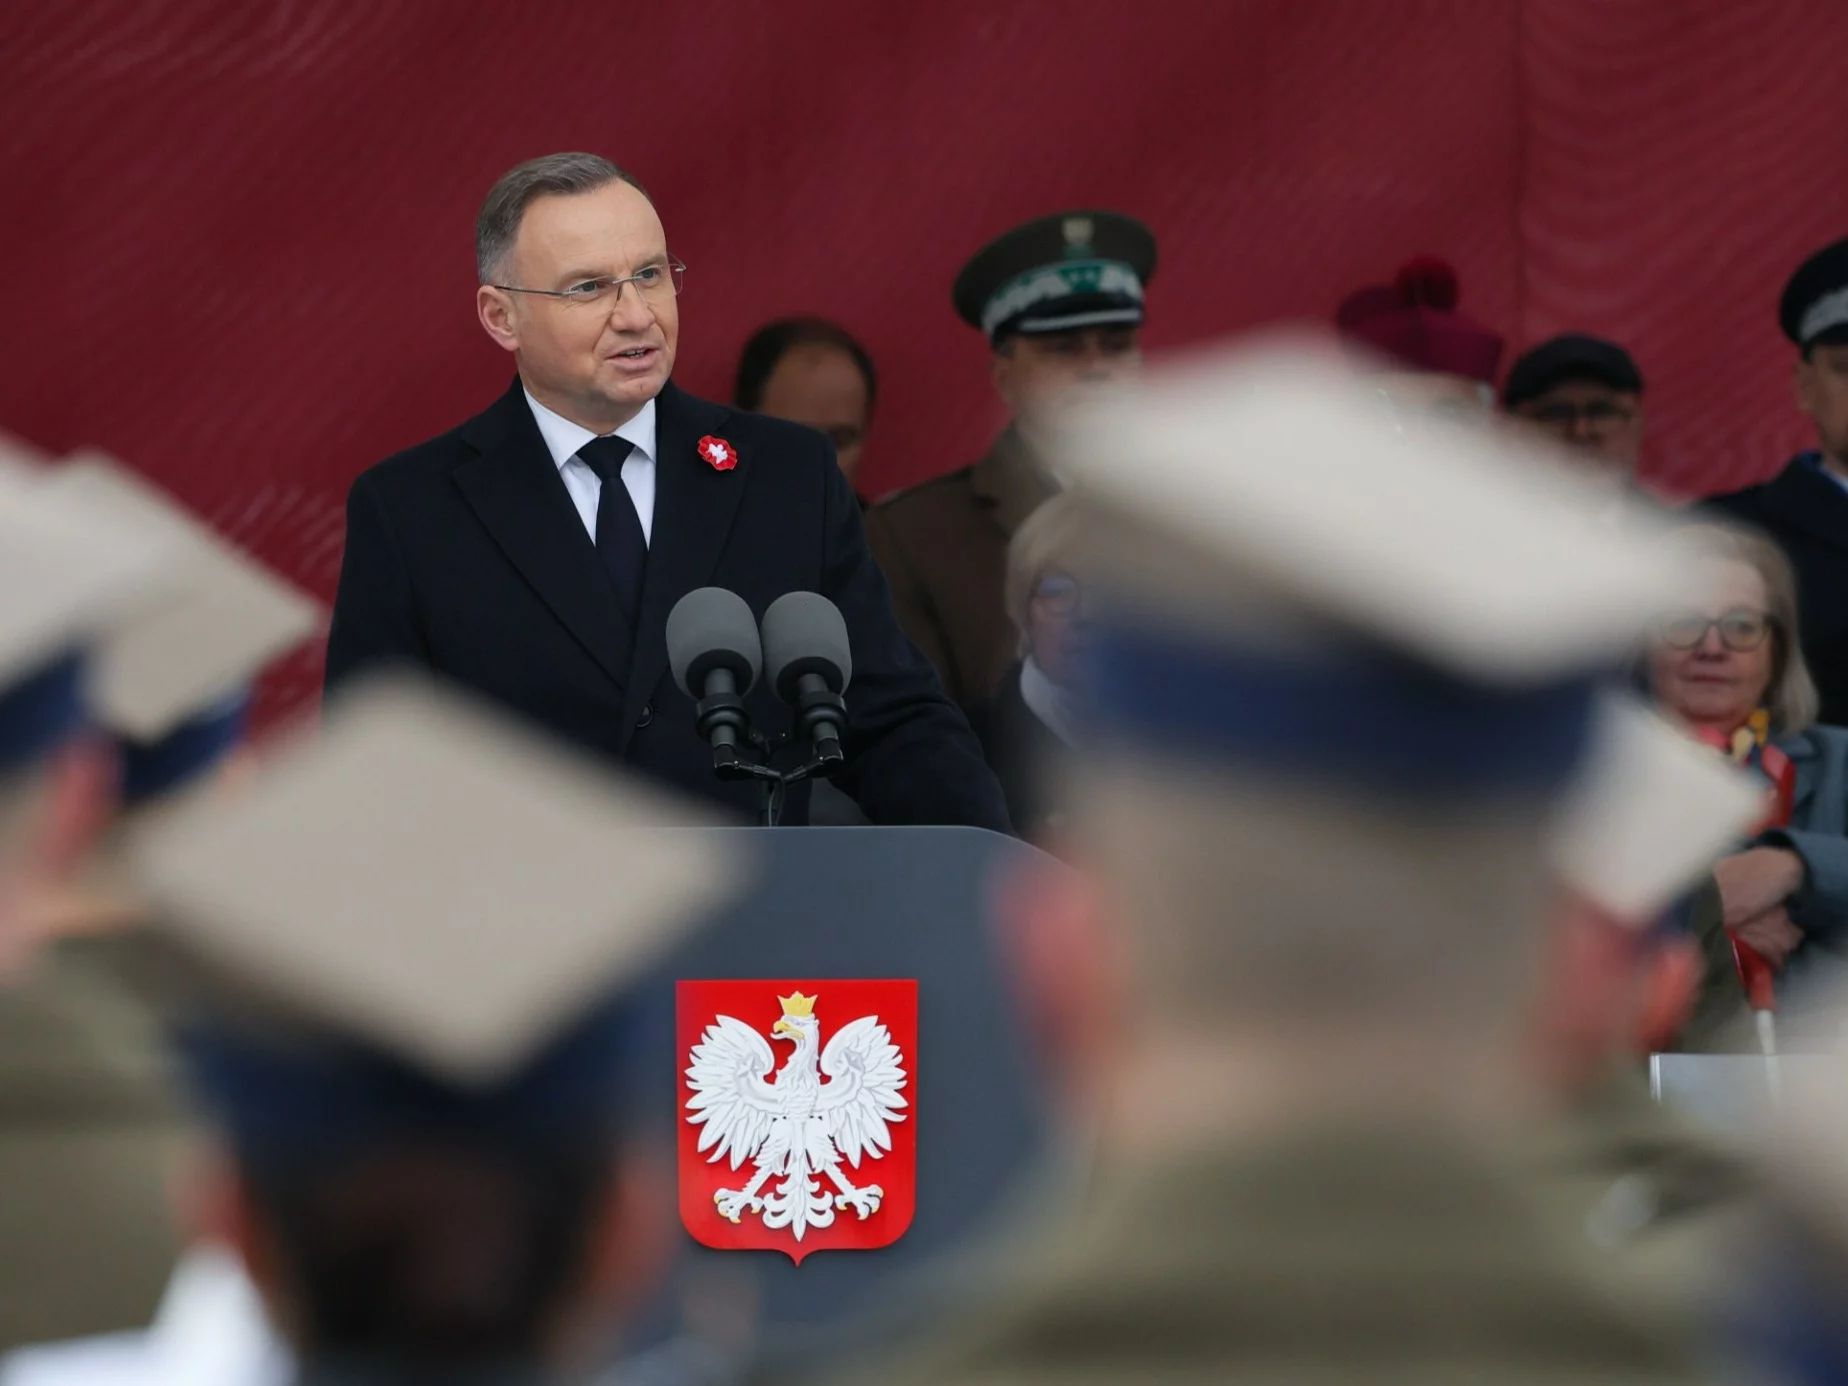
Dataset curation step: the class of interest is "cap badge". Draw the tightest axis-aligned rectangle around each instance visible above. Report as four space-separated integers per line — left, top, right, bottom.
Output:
697 436 738 472
1062 216 1094 255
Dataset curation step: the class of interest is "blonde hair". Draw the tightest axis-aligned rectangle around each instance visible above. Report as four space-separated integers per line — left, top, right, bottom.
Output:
1003 495 1089 656
1672 523 1820 735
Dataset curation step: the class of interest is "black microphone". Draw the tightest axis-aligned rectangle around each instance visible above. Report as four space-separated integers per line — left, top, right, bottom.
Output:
666 588 763 770
760 592 853 769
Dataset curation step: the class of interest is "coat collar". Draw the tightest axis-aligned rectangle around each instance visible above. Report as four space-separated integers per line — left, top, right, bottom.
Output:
1776 726 1823 817
969 428 1060 536
1752 453 1848 554
1778 727 1822 761
453 379 636 689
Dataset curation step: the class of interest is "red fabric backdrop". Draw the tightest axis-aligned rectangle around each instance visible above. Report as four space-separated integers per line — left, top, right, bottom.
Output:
4 0 1846 717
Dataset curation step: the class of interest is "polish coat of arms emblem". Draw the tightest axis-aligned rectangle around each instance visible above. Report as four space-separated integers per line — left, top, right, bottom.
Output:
677 979 917 1262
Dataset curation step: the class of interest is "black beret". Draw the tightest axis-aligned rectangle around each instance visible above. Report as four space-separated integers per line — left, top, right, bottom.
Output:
1781 237 1848 349
953 210 1157 344
1502 334 1643 409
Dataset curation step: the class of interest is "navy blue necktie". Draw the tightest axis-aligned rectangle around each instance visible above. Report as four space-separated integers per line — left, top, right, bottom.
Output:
576 435 647 618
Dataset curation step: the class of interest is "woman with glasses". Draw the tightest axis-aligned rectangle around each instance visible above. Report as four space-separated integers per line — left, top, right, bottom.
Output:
1647 525 1848 1015
964 498 1088 842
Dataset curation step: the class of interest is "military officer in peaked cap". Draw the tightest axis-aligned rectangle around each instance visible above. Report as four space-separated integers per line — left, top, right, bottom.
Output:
1709 237 1848 723
864 210 1155 705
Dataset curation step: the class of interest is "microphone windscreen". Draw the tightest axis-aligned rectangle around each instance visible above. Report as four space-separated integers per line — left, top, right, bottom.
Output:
761 592 852 701
666 588 762 696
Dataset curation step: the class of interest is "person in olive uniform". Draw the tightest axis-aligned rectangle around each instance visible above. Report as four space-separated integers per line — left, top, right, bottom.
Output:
24 680 748 1385
861 346 1726 1386
0 467 174 1352
864 210 1155 704
0 453 318 1353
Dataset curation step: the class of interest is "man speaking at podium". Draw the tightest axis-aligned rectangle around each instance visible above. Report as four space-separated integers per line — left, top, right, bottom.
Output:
325 153 1007 830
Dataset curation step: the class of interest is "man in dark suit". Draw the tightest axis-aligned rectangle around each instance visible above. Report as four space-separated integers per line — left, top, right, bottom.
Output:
1709 237 1848 724
325 152 1008 829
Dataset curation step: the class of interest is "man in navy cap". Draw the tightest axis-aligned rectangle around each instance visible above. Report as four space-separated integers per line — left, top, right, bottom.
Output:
1503 334 1647 481
1709 237 1848 722
864 211 1155 705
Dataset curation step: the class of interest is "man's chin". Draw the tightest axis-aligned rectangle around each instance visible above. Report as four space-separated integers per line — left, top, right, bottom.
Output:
594 369 669 407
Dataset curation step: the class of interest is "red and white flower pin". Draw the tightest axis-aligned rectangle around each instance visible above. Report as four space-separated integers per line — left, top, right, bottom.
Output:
698 436 738 471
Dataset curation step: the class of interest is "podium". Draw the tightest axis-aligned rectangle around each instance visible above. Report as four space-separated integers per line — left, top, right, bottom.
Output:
1649 1053 1839 1133
614 826 1068 1380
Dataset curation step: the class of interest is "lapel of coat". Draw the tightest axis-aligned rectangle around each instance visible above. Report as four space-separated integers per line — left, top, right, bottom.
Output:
451 379 634 691
1756 456 1848 554
616 382 750 752
969 428 1060 537
1781 730 1821 820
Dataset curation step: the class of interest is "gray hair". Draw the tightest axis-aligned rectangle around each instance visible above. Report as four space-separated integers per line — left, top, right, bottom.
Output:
1670 522 1821 735
475 152 648 285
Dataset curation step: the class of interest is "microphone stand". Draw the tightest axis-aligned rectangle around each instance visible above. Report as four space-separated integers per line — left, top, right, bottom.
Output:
698 685 847 827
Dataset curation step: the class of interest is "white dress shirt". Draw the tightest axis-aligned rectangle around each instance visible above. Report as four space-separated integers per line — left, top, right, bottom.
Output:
1 1245 290 1386
1018 655 1078 746
524 388 658 545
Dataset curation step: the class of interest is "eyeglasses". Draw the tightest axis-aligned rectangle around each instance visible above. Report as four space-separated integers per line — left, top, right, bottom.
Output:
1656 607 1773 652
1031 573 1083 615
1522 400 1636 430
493 259 686 308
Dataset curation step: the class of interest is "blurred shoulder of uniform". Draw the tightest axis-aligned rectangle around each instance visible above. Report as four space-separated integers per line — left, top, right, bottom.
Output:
868 462 980 515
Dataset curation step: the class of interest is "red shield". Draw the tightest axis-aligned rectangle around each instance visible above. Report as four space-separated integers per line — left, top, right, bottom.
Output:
677 978 917 1263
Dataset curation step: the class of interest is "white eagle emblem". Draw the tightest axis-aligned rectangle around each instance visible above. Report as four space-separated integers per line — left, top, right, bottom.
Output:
685 991 908 1240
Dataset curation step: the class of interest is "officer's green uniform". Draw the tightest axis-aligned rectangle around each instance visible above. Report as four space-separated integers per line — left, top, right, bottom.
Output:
863 1123 1710 1386
1523 1073 1762 1361
865 428 1056 705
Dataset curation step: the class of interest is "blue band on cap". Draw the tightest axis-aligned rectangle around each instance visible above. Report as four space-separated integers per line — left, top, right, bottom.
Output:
1083 623 1596 796
118 693 251 806
0 652 89 776
176 1000 636 1161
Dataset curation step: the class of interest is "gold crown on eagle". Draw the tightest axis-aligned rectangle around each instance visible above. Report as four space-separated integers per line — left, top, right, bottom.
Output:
778 991 817 1018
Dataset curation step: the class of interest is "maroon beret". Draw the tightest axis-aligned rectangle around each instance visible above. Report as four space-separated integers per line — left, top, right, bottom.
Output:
1335 257 1504 385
